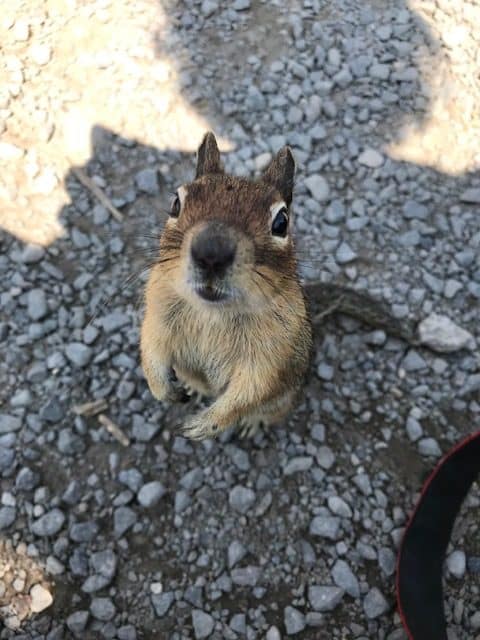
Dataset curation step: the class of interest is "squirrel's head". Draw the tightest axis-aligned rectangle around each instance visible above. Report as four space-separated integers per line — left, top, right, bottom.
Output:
158 132 298 312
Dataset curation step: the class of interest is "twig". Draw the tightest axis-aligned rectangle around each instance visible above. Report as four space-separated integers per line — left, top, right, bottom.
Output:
71 166 124 222
305 281 418 344
313 295 346 323
72 398 108 417
98 414 130 447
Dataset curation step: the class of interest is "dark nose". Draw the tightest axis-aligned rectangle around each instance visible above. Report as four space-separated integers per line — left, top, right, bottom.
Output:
191 226 236 277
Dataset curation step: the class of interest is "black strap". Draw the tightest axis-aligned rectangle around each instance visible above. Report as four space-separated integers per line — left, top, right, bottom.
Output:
396 431 480 639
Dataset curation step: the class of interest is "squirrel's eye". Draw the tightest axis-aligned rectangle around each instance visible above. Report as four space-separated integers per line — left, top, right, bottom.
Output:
271 207 288 237
170 195 181 218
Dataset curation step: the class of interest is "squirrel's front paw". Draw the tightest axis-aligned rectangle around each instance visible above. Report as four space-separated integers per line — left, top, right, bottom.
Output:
148 368 190 404
182 409 220 441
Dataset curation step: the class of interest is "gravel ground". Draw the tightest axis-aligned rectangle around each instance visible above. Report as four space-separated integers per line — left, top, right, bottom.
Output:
1 0 480 638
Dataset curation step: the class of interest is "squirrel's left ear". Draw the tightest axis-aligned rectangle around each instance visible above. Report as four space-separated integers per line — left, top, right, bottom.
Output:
262 146 295 206
196 132 224 178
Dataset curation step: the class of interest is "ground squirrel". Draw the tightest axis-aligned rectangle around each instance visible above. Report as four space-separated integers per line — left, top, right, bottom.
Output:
141 132 312 440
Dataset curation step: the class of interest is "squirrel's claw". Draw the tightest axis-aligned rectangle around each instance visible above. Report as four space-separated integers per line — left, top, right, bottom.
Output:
181 410 219 441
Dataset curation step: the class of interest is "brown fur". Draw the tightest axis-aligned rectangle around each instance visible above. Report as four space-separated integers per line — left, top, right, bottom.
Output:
140 132 312 440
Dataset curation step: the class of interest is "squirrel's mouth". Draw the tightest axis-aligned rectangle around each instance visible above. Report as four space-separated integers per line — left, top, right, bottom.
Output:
195 285 228 303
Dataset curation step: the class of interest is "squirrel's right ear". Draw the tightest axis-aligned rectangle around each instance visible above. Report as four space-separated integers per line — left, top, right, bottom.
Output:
195 132 224 178
262 146 296 206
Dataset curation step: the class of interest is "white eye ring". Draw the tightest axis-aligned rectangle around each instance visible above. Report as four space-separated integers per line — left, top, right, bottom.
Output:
270 201 289 240
168 186 187 222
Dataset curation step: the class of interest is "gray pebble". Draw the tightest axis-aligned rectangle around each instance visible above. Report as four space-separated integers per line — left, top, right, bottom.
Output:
32 509 65 536
283 456 313 475
229 485 255 514
151 592 174 617
137 481 166 507
363 587 389 619
447 550 466 578
66 611 89 635
304 175 330 202
0 507 16 530
27 288 48 320
192 610 214 639
90 597 116 622
0 414 22 434
135 168 159 195
358 148 384 168
113 507 137 537
308 585 344 612
418 437 442 457
310 515 340 540
284 606 306 635
65 342 92 367
331 559 360 597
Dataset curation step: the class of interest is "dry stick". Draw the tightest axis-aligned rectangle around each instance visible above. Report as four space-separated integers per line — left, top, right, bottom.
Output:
71 166 124 222
98 414 130 447
72 398 108 417
305 281 418 345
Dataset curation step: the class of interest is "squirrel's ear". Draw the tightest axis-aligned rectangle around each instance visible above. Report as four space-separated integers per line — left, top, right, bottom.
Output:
262 146 295 206
196 132 224 178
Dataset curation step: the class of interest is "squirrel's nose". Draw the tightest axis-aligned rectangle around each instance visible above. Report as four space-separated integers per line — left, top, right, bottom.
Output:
191 226 236 277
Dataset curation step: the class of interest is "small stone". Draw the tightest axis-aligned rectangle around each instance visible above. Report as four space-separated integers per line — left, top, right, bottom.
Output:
232 0 250 9
137 481 166 507
152 592 174 617
328 496 352 518
113 507 137 537
118 626 137 640
228 540 246 568
16 467 39 491
309 515 340 540
378 548 396 576
418 437 442 457
331 560 360 597
403 200 428 220
308 585 344 612
230 613 246 634
363 587 389 619
180 468 204 492
418 314 474 353
66 611 89 635
447 550 466 579
192 610 215 639
335 242 357 264
402 350 426 372
40 398 64 423
70 521 99 543
30 584 53 613
21 244 45 264
358 148 384 168
460 188 480 204
229 485 255 514
0 507 16 530
284 606 306 635
90 597 116 622
406 416 422 442
32 509 65 536
231 566 260 586
283 457 313 475
266 627 281 640
65 343 92 367
200 0 218 17
316 446 335 469
304 175 330 202
0 414 22 433
135 168 159 195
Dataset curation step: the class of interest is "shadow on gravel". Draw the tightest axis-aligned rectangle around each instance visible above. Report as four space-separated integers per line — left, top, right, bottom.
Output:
0 0 479 638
